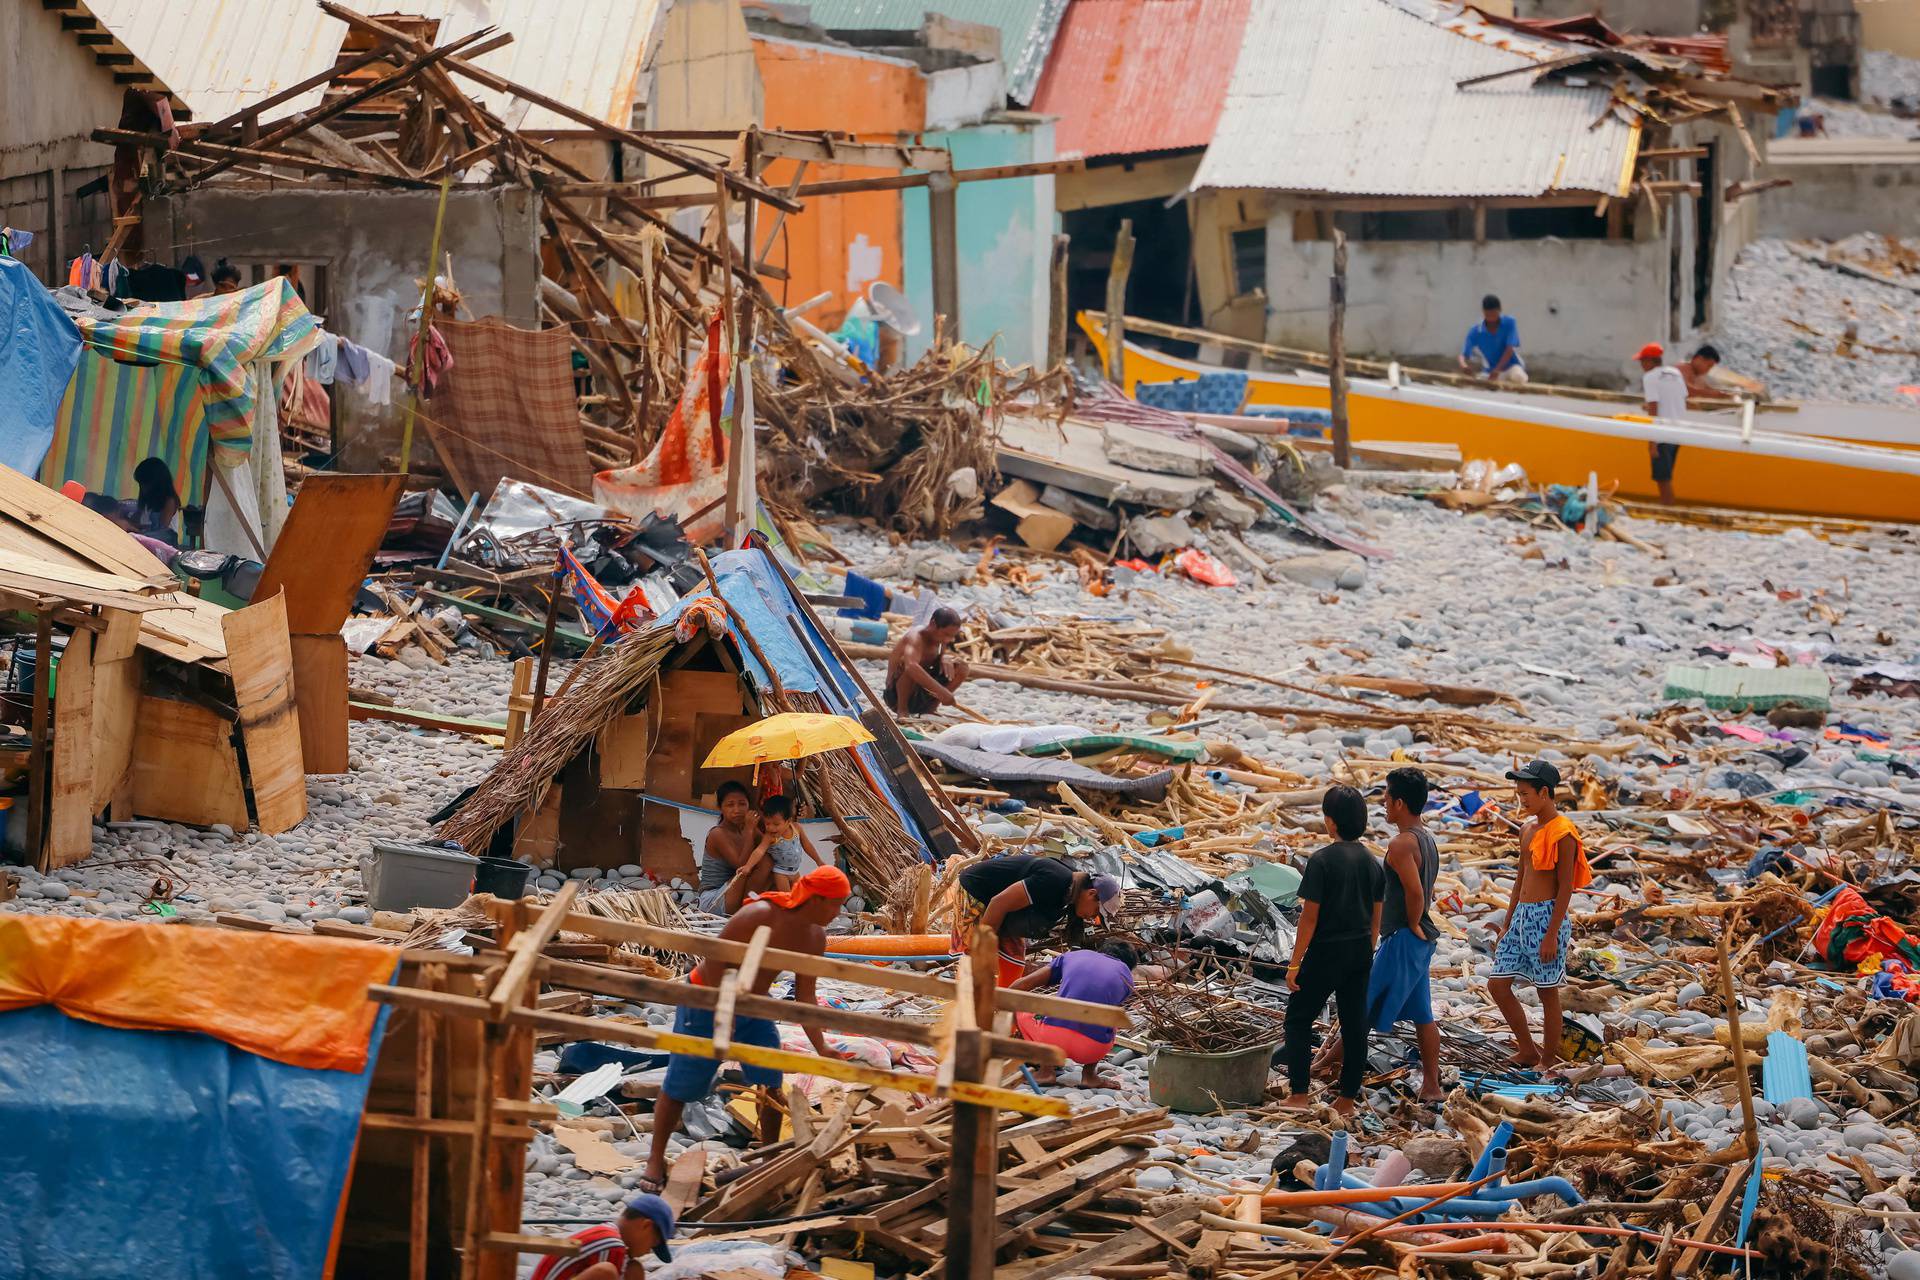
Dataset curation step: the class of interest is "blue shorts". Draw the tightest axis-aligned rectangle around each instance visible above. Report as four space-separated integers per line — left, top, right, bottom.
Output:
1491 900 1572 989
1367 927 1437 1031
661 1004 784 1102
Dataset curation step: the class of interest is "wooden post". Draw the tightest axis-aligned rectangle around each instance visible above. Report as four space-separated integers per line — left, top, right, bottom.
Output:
25 613 52 868
1716 913 1759 1161
946 927 1001 1280
928 169 960 345
410 963 442 1280
529 554 564 725
1104 219 1134 387
399 172 455 475
1329 227 1352 469
726 132 759 547
909 861 934 936
1046 233 1070 369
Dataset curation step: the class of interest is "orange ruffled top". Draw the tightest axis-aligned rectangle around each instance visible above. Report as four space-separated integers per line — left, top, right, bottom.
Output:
1528 814 1593 891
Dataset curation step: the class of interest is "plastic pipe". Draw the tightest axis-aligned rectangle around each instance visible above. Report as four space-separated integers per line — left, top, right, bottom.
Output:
1408 1234 1511 1256
1317 1130 1349 1192
1466 1120 1514 1191
1249 1183 1481 1209
1371 1151 1413 1189
1468 1177 1584 1206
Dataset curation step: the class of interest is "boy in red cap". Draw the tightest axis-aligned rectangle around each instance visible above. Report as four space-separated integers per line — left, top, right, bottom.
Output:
1635 342 1689 504
640 865 855 1193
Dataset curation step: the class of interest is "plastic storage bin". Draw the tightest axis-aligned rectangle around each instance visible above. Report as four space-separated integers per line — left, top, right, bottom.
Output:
361 840 478 912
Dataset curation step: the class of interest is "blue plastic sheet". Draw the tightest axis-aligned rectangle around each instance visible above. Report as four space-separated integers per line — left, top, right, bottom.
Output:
0 258 82 476
0 1004 386 1279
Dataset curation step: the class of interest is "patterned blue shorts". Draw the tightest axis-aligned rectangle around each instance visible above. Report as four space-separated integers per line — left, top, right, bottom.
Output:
1491 900 1572 989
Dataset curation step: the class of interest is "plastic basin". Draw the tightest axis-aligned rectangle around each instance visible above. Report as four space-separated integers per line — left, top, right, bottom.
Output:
362 841 478 912
1148 1039 1281 1112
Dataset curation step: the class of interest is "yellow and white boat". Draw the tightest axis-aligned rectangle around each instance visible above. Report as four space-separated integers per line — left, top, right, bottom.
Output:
1084 316 1920 524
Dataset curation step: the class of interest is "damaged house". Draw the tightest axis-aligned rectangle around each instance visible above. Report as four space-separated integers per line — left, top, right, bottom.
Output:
1185 0 1795 383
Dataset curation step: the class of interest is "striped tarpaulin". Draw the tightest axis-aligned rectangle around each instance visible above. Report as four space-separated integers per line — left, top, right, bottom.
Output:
41 349 211 506
40 278 318 507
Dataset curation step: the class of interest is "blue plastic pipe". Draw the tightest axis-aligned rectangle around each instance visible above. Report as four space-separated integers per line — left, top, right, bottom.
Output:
1317 1131 1350 1192
1467 1121 1515 1190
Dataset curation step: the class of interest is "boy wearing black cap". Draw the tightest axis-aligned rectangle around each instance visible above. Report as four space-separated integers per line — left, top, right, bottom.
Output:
1281 785 1386 1116
1490 760 1592 1069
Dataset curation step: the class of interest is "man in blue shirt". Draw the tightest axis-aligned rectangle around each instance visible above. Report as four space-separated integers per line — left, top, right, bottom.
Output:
1459 294 1527 384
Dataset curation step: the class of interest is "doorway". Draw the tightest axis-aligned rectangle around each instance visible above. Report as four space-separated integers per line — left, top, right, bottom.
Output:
1691 141 1718 330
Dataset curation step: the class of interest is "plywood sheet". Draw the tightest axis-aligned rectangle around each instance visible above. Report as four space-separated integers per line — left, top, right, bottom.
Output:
290 633 350 774
0 468 230 666
255 474 404 634
222 592 308 833
513 784 563 866
45 629 96 870
131 696 249 830
91 653 141 812
598 711 653 790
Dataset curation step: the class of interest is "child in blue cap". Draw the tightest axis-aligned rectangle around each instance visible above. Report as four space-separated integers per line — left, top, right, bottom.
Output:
527 1192 675 1280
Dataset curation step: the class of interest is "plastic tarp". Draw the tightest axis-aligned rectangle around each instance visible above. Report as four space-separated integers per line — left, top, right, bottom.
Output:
0 916 395 1278
0 915 397 1072
0 1004 385 1279
659 547 938 863
0 258 82 476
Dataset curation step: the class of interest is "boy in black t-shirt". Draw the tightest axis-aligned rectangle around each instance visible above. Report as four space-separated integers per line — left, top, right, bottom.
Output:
1281 785 1387 1116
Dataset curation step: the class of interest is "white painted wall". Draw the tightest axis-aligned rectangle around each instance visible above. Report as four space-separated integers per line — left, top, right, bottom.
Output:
1261 231 1668 383
925 59 1006 130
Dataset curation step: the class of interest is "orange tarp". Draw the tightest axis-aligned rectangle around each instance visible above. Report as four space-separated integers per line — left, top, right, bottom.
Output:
0 915 396 1073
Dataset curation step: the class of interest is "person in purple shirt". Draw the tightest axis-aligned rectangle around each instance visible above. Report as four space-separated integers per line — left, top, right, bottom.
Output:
1009 940 1138 1089
1459 294 1527 384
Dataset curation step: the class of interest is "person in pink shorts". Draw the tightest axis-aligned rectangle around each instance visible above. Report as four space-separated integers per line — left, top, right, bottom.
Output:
1009 941 1138 1090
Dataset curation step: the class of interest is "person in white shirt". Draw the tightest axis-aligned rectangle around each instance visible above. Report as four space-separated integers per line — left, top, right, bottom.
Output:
1635 342 1690 505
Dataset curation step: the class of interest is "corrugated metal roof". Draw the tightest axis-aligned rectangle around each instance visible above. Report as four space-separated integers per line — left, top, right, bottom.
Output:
801 0 1066 103
87 0 667 129
1193 0 1637 198
1029 0 1252 159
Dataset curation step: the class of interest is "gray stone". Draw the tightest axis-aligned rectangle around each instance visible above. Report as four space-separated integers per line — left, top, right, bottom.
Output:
1127 512 1197 556
1273 550 1366 591
1889 1252 1920 1280
1197 488 1260 529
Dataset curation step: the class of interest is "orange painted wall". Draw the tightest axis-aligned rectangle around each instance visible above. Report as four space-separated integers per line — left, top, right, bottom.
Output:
752 37 926 328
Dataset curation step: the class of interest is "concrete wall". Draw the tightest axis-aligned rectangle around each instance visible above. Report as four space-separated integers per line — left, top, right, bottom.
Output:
144 187 541 469
1260 232 1666 382
925 59 1005 130
903 117 1055 368
1758 159 1920 237
754 35 926 328
1859 0 1920 59
1511 0 1705 34
643 0 764 192
0 2 126 283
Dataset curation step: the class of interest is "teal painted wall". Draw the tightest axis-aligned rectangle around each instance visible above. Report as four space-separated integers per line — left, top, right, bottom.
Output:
902 118 1055 368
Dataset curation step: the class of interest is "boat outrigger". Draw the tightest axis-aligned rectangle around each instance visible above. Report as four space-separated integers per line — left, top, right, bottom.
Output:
1084 315 1920 525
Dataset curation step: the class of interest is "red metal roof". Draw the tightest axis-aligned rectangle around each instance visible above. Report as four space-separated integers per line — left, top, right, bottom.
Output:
1030 0 1253 159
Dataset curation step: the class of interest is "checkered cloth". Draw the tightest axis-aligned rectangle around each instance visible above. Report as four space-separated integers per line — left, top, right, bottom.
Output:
424 318 594 499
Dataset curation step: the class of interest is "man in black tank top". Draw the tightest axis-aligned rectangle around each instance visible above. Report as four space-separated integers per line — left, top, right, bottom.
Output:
1370 768 1445 1101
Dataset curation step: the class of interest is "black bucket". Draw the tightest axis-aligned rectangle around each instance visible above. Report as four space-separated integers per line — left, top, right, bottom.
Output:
473 856 534 899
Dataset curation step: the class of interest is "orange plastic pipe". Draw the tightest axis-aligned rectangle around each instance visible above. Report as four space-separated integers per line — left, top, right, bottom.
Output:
1239 1183 1479 1209
1407 1234 1509 1255
822 934 953 955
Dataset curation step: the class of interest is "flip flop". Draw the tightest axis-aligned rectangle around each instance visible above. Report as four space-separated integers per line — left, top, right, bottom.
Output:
635 1174 666 1196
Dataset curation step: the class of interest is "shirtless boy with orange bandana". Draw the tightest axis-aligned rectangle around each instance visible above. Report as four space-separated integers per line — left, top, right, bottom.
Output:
1489 759 1592 1069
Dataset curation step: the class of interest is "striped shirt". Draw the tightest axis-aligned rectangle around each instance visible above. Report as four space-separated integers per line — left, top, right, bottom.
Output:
528 1225 625 1280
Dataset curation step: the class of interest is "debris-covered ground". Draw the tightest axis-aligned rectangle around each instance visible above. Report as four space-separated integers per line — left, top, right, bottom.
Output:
1715 234 1920 406
10 477 1920 1276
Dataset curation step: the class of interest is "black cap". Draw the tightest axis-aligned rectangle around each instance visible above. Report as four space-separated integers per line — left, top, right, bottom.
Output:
1505 760 1561 788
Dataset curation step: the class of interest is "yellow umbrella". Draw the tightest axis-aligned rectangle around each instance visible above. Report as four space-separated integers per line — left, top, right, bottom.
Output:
702 712 876 769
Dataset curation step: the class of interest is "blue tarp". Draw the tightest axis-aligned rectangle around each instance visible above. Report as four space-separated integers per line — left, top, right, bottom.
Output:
0 1003 387 1279
0 258 82 476
663 549 936 864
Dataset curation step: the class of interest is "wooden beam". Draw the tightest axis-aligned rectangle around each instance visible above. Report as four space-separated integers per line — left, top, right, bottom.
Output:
320 1 801 214
486 882 582 1019
928 169 960 342
756 132 951 171
1103 218 1133 385
1329 227 1351 468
